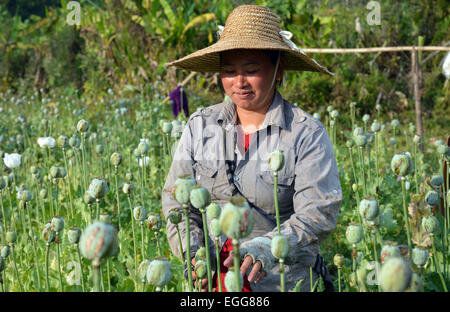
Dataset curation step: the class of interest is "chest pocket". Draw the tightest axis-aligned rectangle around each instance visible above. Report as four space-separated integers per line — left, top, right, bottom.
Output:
257 147 296 213
193 161 217 188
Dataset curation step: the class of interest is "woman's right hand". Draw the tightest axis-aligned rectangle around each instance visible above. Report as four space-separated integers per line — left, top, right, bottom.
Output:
223 252 267 283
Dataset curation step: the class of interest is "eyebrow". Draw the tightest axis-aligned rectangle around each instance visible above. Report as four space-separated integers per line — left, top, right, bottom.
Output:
222 61 260 66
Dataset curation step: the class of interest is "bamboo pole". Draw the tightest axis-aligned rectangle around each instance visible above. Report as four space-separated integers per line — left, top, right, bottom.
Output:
302 46 450 54
411 48 424 152
162 72 197 104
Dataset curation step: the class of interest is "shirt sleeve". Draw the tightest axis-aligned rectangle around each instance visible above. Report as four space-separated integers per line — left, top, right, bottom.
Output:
161 117 204 261
267 126 342 267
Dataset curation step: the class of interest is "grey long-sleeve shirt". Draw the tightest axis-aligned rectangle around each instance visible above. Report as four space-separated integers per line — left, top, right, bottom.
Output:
162 90 342 292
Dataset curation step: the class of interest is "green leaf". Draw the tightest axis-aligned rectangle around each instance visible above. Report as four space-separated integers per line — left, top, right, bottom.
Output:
159 0 176 27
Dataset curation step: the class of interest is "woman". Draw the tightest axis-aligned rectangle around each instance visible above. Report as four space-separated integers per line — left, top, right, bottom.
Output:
162 5 341 292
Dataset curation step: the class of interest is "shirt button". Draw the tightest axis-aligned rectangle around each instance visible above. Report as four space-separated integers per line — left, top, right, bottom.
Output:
233 175 239 182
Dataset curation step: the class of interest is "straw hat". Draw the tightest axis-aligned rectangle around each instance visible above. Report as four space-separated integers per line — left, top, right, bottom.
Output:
166 5 334 76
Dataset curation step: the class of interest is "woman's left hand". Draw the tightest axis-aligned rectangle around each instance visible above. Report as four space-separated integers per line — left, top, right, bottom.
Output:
223 253 267 283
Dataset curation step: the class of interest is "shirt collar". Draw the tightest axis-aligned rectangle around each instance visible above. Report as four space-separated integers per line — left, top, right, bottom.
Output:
217 90 287 131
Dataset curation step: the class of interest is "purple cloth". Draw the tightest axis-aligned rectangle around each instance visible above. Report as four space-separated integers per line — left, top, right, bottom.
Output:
169 85 189 118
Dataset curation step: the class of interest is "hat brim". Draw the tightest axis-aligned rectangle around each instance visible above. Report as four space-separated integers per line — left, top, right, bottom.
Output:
166 37 334 76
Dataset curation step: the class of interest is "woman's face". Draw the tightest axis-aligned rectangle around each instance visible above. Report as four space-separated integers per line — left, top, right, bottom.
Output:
220 49 281 112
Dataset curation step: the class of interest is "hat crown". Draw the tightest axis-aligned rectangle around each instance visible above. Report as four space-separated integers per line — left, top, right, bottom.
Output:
220 5 282 44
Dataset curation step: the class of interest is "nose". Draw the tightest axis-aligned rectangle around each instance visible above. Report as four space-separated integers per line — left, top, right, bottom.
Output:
234 74 248 88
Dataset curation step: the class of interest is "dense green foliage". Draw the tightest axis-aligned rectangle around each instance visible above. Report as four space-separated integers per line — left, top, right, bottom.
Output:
0 0 448 134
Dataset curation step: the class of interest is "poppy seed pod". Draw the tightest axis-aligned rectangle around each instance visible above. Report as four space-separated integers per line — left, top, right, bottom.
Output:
206 202 221 220
138 259 152 282
42 223 56 244
51 216 64 232
147 213 161 231
327 105 334 113
133 206 147 222
362 114 370 123
371 121 381 133
391 153 413 176
83 191 95 205
365 132 375 144
430 175 443 188
345 224 363 245
271 234 289 259
380 257 412 292
39 188 48 199
422 215 439 234
137 140 149 156
436 144 449 156
209 218 221 237
18 187 32 202
77 119 89 133
126 172 134 181
224 269 243 292
146 259 172 289
333 254 345 268
219 196 254 240
389 137 396 146
391 119 400 128
268 150 285 173
346 140 354 148
161 121 173 134
195 247 206 262
424 190 439 206
359 197 379 221
67 227 81 244
354 134 367 147
189 185 211 210
412 247 429 267
6 230 17 244
194 260 207 279
57 135 68 148
413 135 421 144
168 208 182 225
79 222 118 260
110 152 122 167
312 112 320 120
68 135 80 148
380 242 401 264
95 144 104 155
353 127 364 137
330 109 339 119
174 175 196 205
99 213 112 224
1 245 10 258
87 178 109 199
122 182 133 195
30 166 38 175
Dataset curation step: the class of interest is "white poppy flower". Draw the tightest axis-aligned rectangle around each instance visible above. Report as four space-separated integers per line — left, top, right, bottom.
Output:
37 137 56 148
3 153 21 169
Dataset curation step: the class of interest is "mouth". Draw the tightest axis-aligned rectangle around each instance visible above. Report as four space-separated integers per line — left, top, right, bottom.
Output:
233 91 254 99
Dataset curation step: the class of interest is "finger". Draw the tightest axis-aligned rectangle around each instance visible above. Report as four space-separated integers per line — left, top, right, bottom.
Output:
247 260 262 282
201 278 208 288
223 253 234 267
240 256 254 275
254 270 267 283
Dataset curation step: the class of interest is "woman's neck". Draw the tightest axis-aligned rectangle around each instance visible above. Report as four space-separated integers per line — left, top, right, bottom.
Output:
235 91 275 134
